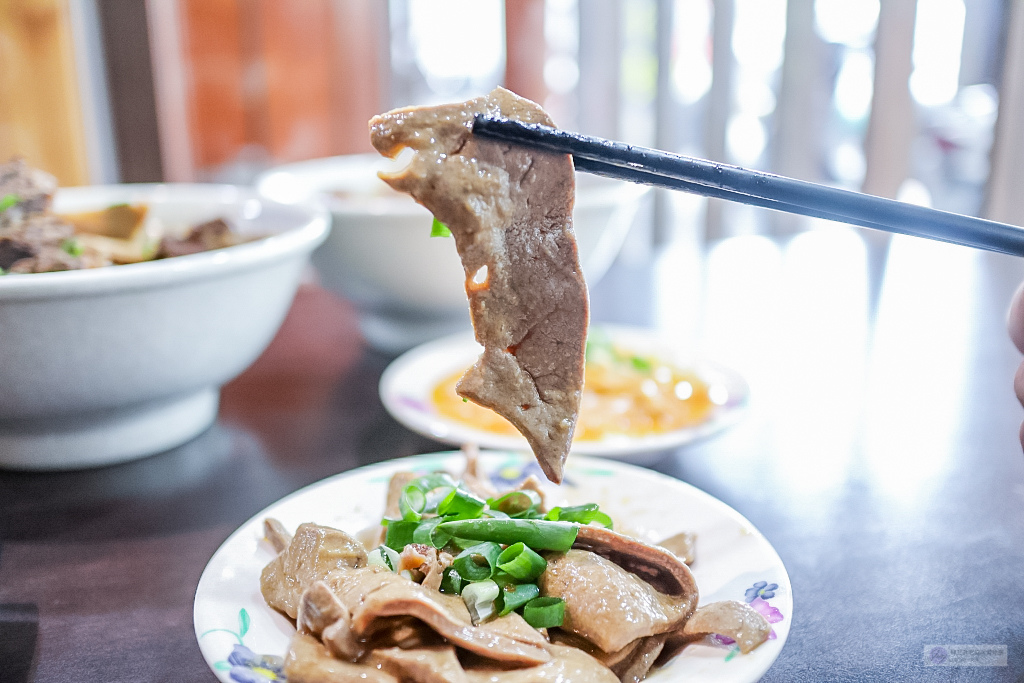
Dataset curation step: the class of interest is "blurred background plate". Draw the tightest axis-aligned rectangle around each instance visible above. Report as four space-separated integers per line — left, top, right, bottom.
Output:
257 154 650 352
379 325 749 461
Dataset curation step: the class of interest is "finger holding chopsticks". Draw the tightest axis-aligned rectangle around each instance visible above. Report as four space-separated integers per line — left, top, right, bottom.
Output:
472 115 1024 258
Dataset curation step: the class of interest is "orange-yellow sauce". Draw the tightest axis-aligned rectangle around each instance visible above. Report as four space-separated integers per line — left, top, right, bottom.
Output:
432 346 717 441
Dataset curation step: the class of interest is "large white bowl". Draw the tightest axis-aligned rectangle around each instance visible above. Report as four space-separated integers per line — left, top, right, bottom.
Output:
0 184 328 470
257 154 649 351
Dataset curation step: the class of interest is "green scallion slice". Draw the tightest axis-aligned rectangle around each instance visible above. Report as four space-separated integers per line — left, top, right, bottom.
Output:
452 541 502 582
384 519 418 551
367 545 400 571
498 581 540 616
61 238 84 257
488 490 542 517
496 542 547 581
462 578 499 624
399 485 426 522
438 518 579 552
0 194 19 212
410 472 457 492
437 488 486 519
430 216 452 237
545 504 613 529
522 596 565 629
439 566 463 594
412 516 452 548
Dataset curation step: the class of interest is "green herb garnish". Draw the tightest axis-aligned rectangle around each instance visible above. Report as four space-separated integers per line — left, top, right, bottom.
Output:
0 194 19 212
496 542 547 581
61 239 84 257
546 503 613 529
430 216 452 237
378 472 612 630
522 596 565 628
497 580 540 616
437 518 579 552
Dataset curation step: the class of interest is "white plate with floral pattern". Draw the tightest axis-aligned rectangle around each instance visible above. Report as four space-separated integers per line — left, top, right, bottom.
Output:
194 451 790 683
379 327 750 461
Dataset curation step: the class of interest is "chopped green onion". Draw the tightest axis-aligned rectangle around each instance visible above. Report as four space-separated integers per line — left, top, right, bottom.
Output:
496 542 547 581
430 216 452 238
437 488 486 519
384 519 418 551
410 472 457 492
488 490 542 517
399 485 426 522
483 509 511 520
61 238 84 257
545 504 613 529
452 542 502 582
630 355 652 371
522 597 565 629
367 545 400 571
462 579 499 624
498 581 540 616
412 516 452 548
439 566 463 594
424 487 456 514
444 536 481 552
0 194 19 212
438 518 579 552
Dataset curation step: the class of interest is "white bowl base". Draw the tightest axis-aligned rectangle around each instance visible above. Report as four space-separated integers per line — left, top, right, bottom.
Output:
0 388 219 471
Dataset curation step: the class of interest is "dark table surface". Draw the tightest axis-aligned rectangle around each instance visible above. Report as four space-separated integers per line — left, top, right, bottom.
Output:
3 229 1024 682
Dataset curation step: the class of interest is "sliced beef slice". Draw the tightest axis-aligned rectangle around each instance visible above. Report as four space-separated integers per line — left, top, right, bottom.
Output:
538 550 693 654
284 633 397 683
462 644 619 683
572 525 698 599
369 87 588 484
0 158 58 221
372 646 468 683
680 600 771 654
347 572 551 665
260 523 368 619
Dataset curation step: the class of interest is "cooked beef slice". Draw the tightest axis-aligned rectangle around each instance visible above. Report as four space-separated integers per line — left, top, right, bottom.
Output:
369 87 588 484
538 550 692 654
157 218 235 258
656 531 696 565
461 644 619 683
607 635 666 683
679 600 771 654
0 158 57 225
260 523 368 619
284 633 398 683
264 517 294 554
372 646 469 683
346 571 551 665
572 525 699 599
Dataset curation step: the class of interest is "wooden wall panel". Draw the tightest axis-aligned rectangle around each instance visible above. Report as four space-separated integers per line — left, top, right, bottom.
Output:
258 0 335 161
329 0 387 155
179 0 247 170
505 0 547 104
0 0 88 185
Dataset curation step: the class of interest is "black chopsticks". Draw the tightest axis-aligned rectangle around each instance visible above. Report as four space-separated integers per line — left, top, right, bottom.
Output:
472 115 1024 257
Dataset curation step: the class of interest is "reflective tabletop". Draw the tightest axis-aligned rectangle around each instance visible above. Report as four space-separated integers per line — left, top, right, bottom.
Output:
2 227 1023 682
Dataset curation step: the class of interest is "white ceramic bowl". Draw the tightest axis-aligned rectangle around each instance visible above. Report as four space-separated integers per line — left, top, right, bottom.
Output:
0 184 328 470
257 154 649 351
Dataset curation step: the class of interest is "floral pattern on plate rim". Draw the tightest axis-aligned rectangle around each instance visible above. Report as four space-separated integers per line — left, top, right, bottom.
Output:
712 581 786 662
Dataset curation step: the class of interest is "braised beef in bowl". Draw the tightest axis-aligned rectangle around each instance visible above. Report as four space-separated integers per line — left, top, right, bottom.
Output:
0 178 328 470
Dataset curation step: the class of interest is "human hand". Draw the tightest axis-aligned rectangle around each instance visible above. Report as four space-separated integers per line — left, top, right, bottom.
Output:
1008 281 1024 448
